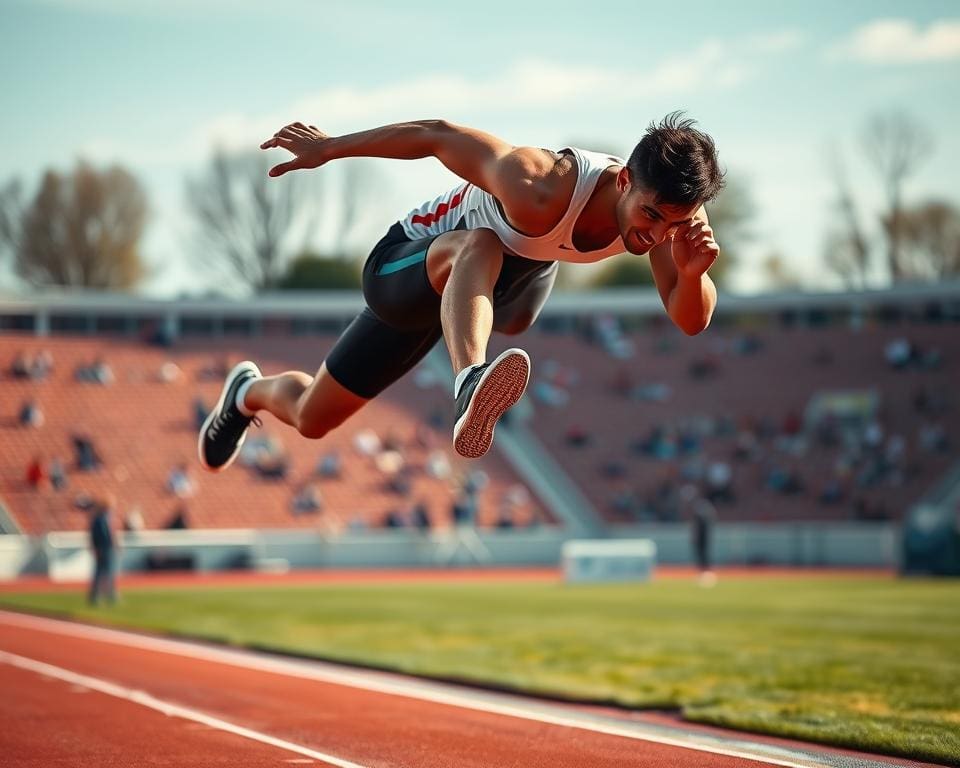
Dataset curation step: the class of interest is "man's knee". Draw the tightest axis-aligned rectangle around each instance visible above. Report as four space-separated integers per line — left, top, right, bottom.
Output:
497 311 536 336
427 227 503 293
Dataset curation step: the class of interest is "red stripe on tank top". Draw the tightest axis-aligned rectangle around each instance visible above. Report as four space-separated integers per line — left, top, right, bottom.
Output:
411 184 471 227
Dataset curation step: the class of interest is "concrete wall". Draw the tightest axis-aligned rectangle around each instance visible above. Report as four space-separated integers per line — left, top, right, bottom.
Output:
0 523 899 581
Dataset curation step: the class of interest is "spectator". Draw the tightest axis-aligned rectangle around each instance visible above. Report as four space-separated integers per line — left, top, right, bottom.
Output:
88 493 118 606
410 499 431 531
124 505 145 535
255 449 289 480
18 398 44 428
30 349 53 380
10 351 31 379
72 434 103 471
49 456 68 491
425 450 452 480
167 462 196 497
685 485 717 587
91 356 114 385
159 361 182 384
291 482 322 515
166 505 190 529
316 451 342 479
25 455 46 490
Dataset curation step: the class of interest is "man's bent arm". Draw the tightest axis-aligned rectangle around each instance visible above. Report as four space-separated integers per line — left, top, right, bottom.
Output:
667 272 717 336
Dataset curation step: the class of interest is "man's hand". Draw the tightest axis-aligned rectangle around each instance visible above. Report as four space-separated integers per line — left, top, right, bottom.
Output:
670 219 720 280
260 122 331 177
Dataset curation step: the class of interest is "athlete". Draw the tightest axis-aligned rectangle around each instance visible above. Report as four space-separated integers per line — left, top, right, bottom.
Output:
199 112 723 471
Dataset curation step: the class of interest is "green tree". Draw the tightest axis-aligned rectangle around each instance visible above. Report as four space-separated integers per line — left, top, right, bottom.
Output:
277 252 361 290
589 253 655 288
0 162 147 289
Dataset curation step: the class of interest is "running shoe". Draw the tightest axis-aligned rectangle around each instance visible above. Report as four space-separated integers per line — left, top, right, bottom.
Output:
198 361 262 472
453 348 530 459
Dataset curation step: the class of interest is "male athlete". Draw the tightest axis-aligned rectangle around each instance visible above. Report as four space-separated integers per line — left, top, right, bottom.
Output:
199 113 723 471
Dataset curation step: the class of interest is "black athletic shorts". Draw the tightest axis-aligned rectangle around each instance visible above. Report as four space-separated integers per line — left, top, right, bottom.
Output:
325 222 558 399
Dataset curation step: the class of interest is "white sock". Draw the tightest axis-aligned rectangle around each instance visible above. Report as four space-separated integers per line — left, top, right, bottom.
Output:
454 364 484 397
235 378 257 416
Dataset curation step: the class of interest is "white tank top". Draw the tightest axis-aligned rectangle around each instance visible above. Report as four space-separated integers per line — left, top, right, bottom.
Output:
399 147 625 262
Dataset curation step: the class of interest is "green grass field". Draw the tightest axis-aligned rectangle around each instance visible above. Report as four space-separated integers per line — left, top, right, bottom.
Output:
2 575 959 765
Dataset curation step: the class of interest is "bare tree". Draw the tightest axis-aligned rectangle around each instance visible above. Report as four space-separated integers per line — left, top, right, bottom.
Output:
896 200 960 280
823 145 872 290
185 150 302 291
0 163 147 290
860 110 933 282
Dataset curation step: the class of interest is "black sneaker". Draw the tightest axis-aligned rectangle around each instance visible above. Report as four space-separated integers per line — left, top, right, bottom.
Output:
453 348 530 459
198 361 262 472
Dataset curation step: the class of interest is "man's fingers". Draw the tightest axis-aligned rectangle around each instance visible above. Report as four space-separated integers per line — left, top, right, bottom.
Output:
268 159 303 177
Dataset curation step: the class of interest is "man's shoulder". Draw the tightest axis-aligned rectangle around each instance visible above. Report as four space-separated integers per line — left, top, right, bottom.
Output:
498 148 576 236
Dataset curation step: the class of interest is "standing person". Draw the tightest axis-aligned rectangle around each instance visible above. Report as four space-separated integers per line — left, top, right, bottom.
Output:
199 113 723 469
689 488 717 587
88 493 118 605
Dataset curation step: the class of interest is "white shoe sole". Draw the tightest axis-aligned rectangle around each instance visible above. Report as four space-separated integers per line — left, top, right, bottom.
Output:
453 349 530 459
197 361 262 473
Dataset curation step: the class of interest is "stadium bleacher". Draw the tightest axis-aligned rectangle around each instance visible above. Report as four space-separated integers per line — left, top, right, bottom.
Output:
1 335 549 534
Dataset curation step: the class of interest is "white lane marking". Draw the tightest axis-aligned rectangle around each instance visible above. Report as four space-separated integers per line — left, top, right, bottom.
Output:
0 610 835 768
0 649 368 768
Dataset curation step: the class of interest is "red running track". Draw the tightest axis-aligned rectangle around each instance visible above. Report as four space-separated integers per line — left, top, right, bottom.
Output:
0 610 940 768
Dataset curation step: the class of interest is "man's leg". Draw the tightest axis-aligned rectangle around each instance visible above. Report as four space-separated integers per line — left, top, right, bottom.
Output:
242 362 368 440
425 227 504 373
424 228 531 458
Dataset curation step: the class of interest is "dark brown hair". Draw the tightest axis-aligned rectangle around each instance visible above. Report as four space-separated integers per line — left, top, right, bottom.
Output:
626 112 724 205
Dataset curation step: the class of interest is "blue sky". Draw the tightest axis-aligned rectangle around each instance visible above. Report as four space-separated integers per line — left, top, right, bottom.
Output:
1 0 958 295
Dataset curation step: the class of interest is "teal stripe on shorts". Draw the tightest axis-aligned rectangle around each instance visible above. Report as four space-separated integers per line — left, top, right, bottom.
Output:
376 249 427 276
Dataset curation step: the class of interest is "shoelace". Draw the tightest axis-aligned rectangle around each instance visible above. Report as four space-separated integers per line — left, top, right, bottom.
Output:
209 410 261 439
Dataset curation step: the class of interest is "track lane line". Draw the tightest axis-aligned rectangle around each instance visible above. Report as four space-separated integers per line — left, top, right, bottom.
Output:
0 610 901 768
0 649 369 768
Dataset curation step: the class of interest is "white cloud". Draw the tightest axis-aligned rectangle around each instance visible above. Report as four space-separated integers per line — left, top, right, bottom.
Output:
189 44 746 151
748 30 804 53
830 18 960 63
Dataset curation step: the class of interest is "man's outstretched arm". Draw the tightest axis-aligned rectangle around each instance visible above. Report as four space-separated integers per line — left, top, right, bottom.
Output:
260 119 553 227
648 208 719 336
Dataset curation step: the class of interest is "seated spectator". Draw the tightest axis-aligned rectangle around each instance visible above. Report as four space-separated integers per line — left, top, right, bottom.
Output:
18 398 44 428
26 455 46 489
10 351 31 379
884 338 913 369
167 462 196 498
49 456 68 491
166 505 190 529
91 356 114 385
425 450 451 480
255 449 289 480
384 509 406 528
410 500 431 531
158 361 183 383
30 350 53 380
72 434 103 471
124 505 145 534
388 468 413 497
353 429 381 457
291 483 323 515
565 424 590 448
316 451 342 479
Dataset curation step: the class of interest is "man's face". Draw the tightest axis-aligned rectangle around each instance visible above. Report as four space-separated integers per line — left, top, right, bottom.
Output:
615 169 701 255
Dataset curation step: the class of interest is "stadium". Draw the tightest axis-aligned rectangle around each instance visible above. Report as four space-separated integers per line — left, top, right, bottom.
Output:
2 2 960 766
1 282 958 767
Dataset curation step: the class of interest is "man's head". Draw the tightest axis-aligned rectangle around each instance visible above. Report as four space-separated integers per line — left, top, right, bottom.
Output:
615 112 724 254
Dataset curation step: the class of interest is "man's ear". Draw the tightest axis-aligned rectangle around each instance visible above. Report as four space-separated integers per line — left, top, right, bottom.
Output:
616 167 631 193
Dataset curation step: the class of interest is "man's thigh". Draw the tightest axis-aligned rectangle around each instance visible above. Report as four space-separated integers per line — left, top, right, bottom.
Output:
325 308 443 400
492 262 558 335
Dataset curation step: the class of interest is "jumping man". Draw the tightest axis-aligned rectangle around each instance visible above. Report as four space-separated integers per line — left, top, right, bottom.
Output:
198 112 724 470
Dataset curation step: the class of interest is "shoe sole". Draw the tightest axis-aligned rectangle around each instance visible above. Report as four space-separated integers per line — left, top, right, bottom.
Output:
453 349 530 459
197 360 262 473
